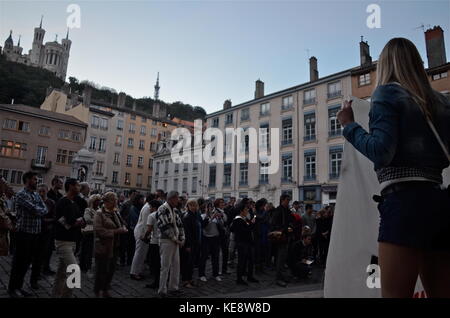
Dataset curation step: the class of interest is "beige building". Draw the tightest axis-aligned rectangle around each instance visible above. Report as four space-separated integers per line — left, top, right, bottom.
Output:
41 82 186 194
0 104 87 190
204 64 350 207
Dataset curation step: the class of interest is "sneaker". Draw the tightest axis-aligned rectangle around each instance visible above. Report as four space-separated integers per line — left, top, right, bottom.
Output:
157 292 168 298
199 276 207 282
215 276 222 282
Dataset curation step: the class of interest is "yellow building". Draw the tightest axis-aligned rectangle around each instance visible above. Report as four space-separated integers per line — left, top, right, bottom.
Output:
41 85 188 193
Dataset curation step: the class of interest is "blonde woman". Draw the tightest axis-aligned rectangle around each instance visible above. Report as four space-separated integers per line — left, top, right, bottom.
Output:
93 192 128 298
338 38 450 297
79 194 101 276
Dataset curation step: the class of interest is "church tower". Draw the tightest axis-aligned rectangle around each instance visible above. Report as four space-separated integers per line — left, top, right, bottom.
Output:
30 16 45 66
60 28 72 81
4 30 13 53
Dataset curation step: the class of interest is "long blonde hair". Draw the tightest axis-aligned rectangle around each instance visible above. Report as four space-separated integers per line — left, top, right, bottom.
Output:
376 38 438 120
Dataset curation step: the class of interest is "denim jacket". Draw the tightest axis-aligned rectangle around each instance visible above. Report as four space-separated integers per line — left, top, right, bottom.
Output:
343 83 450 173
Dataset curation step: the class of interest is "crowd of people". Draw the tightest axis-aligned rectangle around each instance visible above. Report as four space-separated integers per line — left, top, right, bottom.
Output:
0 171 334 298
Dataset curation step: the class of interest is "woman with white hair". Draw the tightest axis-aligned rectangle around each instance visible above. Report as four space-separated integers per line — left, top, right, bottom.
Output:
93 192 128 297
79 194 101 277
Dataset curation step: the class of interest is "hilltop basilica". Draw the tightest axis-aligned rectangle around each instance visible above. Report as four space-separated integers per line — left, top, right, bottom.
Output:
1 17 72 80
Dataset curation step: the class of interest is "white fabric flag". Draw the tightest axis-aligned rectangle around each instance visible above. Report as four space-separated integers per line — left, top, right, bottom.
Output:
324 97 450 298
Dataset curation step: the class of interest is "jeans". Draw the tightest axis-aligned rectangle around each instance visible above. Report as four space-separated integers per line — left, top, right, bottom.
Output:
52 240 77 298
94 255 117 293
158 239 180 294
30 231 48 283
236 242 254 280
8 232 41 291
198 236 220 277
130 238 149 276
79 233 94 272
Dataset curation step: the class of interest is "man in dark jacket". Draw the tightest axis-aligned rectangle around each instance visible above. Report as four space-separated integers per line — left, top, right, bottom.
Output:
52 178 86 298
181 199 202 287
270 194 295 287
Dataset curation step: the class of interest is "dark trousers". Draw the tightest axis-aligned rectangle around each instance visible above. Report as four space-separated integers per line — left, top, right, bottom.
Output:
79 233 94 272
119 232 135 265
236 243 254 280
94 255 117 293
180 247 194 282
30 230 52 282
255 241 270 270
318 238 330 265
275 243 289 281
149 243 160 285
42 231 55 271
199 236 220 277
8 232 40 291
292 262 312 278
220 235 229 273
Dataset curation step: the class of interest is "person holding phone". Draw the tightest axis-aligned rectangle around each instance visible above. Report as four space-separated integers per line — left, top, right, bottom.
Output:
93 192 128 298
338 38 450 297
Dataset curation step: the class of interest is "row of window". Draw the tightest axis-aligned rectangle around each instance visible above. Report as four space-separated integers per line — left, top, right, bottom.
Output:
207 146 343 187
218 108 342 155
154 161 199 175
153 177 197 194
113 171 149 188
0 169 23 185
2 119 82 142
211 81 344 126
91 116 109 130
116 119 169 135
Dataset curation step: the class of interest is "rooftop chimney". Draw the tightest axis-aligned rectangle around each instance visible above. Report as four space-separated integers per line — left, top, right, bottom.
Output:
254 80 264 99
132 100 137 112
425 26 447 68
117 92 126 108
309 56 319 82
223 99 232 110
82 85 92 107
359 37 372 67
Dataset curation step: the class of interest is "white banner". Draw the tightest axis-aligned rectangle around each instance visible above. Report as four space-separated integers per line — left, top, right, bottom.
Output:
324 97 450 298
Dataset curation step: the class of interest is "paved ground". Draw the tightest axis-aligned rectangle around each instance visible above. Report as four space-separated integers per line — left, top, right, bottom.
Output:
0 254 324 298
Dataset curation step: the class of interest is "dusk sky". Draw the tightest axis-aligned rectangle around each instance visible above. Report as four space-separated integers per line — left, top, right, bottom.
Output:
1 0 449 113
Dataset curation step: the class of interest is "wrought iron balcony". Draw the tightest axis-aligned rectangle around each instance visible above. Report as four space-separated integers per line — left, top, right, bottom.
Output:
31 159 51 170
